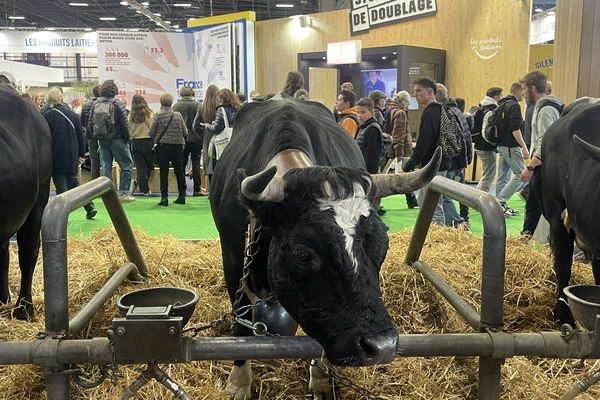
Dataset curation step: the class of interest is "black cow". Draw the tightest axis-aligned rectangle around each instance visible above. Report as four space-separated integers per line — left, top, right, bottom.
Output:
210 98 441 399
541 98 600 326
0 85 52 320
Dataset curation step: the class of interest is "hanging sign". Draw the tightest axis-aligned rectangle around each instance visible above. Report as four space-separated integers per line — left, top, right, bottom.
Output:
350 0 437 35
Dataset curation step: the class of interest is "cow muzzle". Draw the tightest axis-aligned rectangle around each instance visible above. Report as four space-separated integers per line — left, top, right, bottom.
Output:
329 330 398 366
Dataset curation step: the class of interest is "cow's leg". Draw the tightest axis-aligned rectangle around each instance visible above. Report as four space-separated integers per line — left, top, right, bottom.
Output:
225 360 252 400
592 257 600 286
549 217 576 327
309 356 334 400
0 240 10 305
13 194 46 321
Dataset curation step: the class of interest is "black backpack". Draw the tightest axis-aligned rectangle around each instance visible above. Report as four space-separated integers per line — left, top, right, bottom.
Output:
483 100 516 146
439 104 464 158
91 99 117 141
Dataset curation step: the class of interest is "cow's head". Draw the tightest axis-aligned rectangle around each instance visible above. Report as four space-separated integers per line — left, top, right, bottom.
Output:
238 149 441 366
574 135 600 164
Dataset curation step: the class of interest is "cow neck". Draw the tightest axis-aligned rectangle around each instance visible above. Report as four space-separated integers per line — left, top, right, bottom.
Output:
266 149 313 177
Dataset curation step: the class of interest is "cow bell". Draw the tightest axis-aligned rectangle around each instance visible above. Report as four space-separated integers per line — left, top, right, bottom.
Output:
253 297 298 336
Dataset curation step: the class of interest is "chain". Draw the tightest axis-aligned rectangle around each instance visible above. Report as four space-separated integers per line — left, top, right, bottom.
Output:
184 221 278 337
310 359 390 400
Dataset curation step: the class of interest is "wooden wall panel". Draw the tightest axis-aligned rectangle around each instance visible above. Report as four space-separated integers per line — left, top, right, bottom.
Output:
308 67 338 108
554 0 584 103
256 1 530 110
578 0 600 98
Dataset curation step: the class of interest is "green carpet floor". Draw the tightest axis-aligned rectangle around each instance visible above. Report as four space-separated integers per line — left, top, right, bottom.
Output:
67 194 526 240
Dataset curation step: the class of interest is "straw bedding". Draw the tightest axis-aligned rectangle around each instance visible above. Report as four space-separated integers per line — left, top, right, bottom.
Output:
0 226 598 399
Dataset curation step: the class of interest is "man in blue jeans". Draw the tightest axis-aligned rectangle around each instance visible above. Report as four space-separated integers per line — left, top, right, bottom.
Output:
486 82 529 216
86 80 135 202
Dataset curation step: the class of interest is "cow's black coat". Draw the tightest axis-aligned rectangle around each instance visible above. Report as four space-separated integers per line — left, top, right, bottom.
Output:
210 99 397 365
0 85 52 320
541 101 600 326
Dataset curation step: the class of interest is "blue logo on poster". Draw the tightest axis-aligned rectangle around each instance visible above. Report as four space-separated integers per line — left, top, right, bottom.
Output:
176 78 203 90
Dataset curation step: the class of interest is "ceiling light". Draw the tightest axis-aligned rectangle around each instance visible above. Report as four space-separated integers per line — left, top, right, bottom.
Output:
153 13 161 16
547 10 555 15
69 2 89 6
381 56 387 60
8 16 25 20
84 28 92 31
276 4 294 8
8 27 15 30
45 27 57 31
173 3 192 7
321 57 326 60
141 1 150 5
392 51 397 55
99 17 116 20
176 29 183 32
173 24 180 28
129 28 139 31
120 1 128 5
164 21 171 24
534 8 543 13
136 10 142 13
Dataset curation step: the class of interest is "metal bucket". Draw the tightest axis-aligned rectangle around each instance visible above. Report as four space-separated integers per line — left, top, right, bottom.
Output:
117 287 199 326
564 285 600 330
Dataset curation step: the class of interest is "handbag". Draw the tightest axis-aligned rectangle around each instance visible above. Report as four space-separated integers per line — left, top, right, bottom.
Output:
212 107 233 160
151 113 174 166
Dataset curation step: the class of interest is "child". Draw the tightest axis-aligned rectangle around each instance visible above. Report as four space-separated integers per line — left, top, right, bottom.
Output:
355 98 383 174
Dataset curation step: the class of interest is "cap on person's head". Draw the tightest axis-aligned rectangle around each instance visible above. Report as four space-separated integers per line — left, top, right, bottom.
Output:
0 71 16 87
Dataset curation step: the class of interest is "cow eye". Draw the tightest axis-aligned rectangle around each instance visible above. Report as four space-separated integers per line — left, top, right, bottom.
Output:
295 250 312 263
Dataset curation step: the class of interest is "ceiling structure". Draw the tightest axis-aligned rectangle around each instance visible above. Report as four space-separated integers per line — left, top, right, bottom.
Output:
0 0 322 31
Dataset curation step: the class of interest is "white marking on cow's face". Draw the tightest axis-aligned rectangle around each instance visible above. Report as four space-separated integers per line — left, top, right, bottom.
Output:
318 182 371 273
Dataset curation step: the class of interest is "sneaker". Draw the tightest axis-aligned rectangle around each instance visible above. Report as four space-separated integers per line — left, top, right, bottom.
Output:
129 179 138 195
501 203 519 216
174 196 186 205
85 208 97 220
143 191 152 197
158 198 168 206
118 193 136 203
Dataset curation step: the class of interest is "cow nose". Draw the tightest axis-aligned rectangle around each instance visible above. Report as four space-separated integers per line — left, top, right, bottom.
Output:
358 333 398 365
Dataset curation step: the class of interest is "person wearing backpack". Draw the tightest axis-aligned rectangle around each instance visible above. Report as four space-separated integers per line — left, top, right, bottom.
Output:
87 80 135 203
436 84 472 228
486 82 528 216
519 71 564 237
336 90 360 137
472 87 502 194
80 85 101 181
43 87 96 219
403 77 453 225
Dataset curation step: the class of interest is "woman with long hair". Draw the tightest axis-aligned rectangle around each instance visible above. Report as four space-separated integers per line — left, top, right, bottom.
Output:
192 85 218 182
281 70 305 98
128 94 154 195
202 88 242 173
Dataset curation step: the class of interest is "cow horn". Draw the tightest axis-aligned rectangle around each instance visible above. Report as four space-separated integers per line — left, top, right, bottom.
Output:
573 135 600 163
370 147 442 198
241 165 286 202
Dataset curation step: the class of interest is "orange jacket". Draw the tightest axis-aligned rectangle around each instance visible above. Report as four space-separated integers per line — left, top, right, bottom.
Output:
339 107 359 138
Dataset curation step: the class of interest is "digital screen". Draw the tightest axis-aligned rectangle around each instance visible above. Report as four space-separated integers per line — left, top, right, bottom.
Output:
362 68 397 98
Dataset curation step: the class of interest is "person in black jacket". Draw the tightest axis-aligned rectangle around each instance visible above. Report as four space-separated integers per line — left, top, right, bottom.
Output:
355 98 383 174
80 85 101 180
43 87 96 219
403 77 450 225
173 86 203 196
493 82 528 216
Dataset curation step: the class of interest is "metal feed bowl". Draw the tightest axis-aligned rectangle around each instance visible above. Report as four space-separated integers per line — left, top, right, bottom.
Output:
564 285 600 331
117 287 199 326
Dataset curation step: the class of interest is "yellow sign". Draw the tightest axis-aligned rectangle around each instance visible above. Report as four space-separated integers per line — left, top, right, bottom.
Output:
529 44 553 81
187 11 256 28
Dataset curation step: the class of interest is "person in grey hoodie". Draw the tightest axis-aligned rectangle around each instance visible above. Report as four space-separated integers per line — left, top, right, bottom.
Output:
473 87 502 194
519 71 564 237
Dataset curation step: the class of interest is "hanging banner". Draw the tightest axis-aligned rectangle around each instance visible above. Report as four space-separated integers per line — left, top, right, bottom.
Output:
350 0 437 35
193 24 233 93
97 31 196 111
0 31 97 54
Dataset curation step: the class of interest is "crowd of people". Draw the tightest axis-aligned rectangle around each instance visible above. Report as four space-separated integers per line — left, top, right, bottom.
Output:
2 68 560 237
